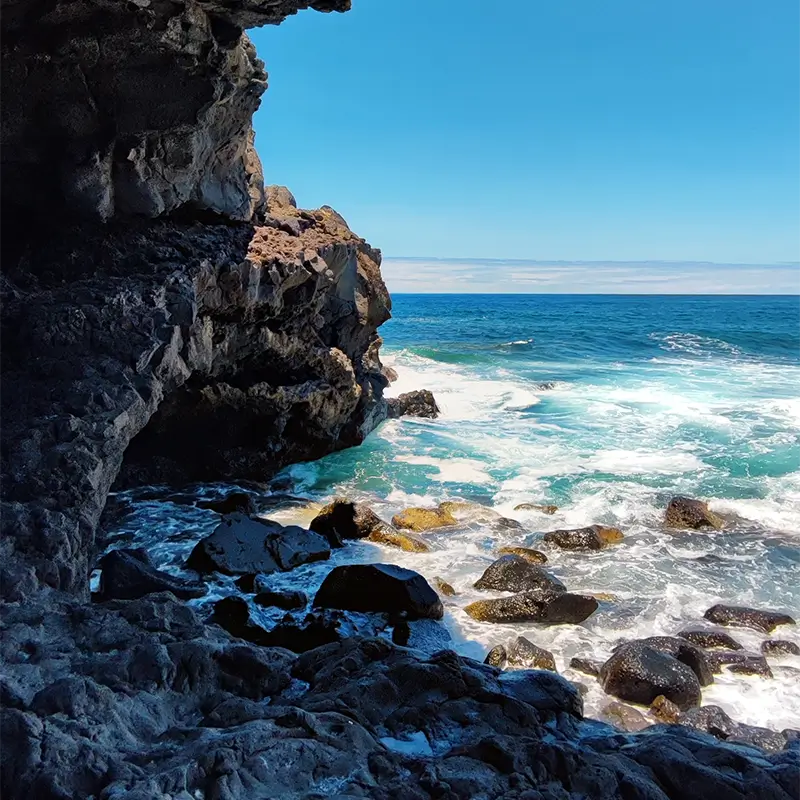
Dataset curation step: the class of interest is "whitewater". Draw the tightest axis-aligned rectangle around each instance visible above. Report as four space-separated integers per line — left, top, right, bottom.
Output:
103 294 800 733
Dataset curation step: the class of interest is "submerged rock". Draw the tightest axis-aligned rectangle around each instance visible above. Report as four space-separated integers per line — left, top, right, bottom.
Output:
484 644 508 668
676 628 743 651
96 548 206 602
497 546 548 564
665 497 724 530
569 657 602 678
432 576 457 596
309 498 385 547
386 389 440 419
600 702 651 732
253 590 307 611
600 644 702 710
391 505 457 532
543 525 624 551
368 526 431 553
197 492 257 516
465 589 598 625
762 639 800 656
513 503 558 514
313 564 443 620
507 636 557 671
473 555 566 594
703 604 796 633
187 513 330 576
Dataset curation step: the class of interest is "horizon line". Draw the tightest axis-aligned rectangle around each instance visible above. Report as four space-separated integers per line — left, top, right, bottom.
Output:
383 256 800 268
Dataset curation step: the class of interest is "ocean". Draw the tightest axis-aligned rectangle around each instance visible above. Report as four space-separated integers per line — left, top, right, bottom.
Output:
105 294 800 731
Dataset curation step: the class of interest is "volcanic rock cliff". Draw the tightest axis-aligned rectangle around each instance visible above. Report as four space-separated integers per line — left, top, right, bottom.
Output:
1 2 798 799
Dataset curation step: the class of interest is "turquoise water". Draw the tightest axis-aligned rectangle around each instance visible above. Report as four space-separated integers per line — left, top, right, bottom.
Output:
279 294 800 728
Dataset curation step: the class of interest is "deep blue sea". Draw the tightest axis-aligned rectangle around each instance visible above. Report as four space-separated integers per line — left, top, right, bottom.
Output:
108 294 800 730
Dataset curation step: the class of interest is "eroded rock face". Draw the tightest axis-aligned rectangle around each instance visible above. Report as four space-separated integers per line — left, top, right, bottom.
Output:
97 548 206 602
386 389 440 419
665 497 724 530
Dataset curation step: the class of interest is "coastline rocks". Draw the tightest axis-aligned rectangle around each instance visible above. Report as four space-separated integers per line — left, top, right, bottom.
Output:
543 525 624 551
727 658 774 678
614 636 714 686
473 555 566 594
96 548 206 602
465 590 598 625
569 657 602 678
382 366 398 383
703 604 796 633
705 650 772 675
187 514 330 576
762 639 800 656
386 389 440 419
649 695 682 723
309 499 384 547
507 636 557 671
484 645 508 668
600 645 702 710
368 526 431 553
197 492 257 516
432 576 457 596
514 503 558 514
391 505 457 532
253 590 307 611
665 497 724 530
497 546 548 564
600 702 651 732
679 706 788 752
313 564 443 620
677 628 743 650
210 596 273 647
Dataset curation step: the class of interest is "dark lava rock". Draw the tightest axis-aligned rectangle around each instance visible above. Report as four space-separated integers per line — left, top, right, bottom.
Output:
762 639 800 656
704 604 796 633
197 491 257 515
507 636 556 671
542 525 624 551
676 628 743 650
187 513 330 576
235 574 258 593
569 657 602 678
705 650 772 676
253 590 307 611
465 590 598 625
96 548 206 602
497 546 548 564
386 389 440 419
391 620 411 646
309 498 386 547
600 701 650 732
473 555 566 594
313 564 443 620
484 645 508 668
615 636 713 686
665 496 724 530
600 644 702 710
260 612 346 653
679 706 787 752
210 596 272 646
727 657 774 678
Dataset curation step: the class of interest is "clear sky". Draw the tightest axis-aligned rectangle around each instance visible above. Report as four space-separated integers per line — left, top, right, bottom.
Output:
250 0 799 292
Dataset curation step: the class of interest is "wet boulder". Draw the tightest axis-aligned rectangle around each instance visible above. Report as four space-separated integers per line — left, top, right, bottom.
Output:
309 499 386 547
569 656 602 678
514 503 558 514
676 628 743 650
705 650 772 676
762 639 800 656
386 389 440 419
473 555 566 594
313 564 444 620
367 526 431 553
210 596 272 646
484 645 508 668
465 589 597 625
432 576 456 596
259 611 347 653
703 603 796 633
187 513 330 576
497 546 548 564
679 706 788 752
649 694 682 723
197 491 257 516
600 644 702 710
253 590 307 611
615 636 713 686
600 702 651 732
391 505 457 532
507 636 556 671
542 525 624 551
96 548 206 602
665 497 724 530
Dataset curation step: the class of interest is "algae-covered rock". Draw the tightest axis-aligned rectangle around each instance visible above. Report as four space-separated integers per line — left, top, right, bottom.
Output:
497 546 548 564
367 526 432 553
465 590 597 625
391 505 457 532
665 497 724 530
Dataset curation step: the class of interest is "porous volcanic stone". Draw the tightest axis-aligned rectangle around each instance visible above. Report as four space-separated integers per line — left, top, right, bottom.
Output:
473 555 566 594
665 497 724 530
703 604 796 633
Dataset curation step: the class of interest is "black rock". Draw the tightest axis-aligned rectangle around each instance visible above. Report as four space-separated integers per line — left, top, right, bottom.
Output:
187 513 330 576
258 612 345 653
703 604 796 633
726 656 774 678
235 574 258 593
386 389 440 419
679 706 787 752
210 596 272 646
705 650 772 676
313 564 444 620
197 491 257 515
473 555 566 595
542 525 623 551
600 644 702 710
465 590 598 625
761 639 800 657
484 645 508 668
676 628 743 651
309 499 385 547
253 590 307 611
664 496 724 530
97 548 206 602
392 620 411 646
616 636 713 686
507 636 556 671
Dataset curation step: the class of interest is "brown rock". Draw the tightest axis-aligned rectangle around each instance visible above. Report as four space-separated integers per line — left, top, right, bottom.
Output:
665 497 724 530
507 636 557 671
649 695 682 723
600 702 651 732
309 499 387 547
761 639 800 657
703 604 796 633
543 525 623 551
391 506 457 532
432 576 456 596
465 590 598 626
497 546 548 565
676 628 743 651
514 504 558 514
367 527 431 553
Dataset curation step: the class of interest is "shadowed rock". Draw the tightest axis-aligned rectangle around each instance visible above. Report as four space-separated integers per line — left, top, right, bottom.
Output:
197 492 257 516
465 590 598 625
253 590 307 611
543 525 624 551
676 628 743 650
313 564 443 620
507 637 556 671
386 389 440 419
309 499 385 547
569 657 602 678
497 546 548 564
665 497 724 530
703 604 796 633
474 555 566 594
679 706 788 752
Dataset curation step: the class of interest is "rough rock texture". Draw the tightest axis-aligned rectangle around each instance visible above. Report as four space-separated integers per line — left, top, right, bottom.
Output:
465 590 599 626
473 555 566 594
677 628 744 650
762 639 800 656
309 498 386 546
497 546 548 564
543 525 624 551
507 636 557 671
704 604 796 633
392 505 458 532
386 389 440 419
665 497 724 530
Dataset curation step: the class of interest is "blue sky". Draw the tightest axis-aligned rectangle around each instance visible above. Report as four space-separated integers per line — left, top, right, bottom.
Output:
250 1 799 292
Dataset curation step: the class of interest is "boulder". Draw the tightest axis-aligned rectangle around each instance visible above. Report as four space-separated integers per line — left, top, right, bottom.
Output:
497 546 548 564
726 656 774 678
507 637 556 671
367 526 431 553
313 564 444 620
210 596 272 647
391 505 457 532
187 513 330 576
600 702 650 732
665 497 724 530
386 389 440 419
761 639 800 656
703 604 796 633
309 499 385 547
260 612 347 653
96 548 206 602
679 706 787 752
432 576 456 596
197 492 257 516
705 650 772 676
253 590 307 611
569 657 602 678
649 694 682 723
676 628 743 650
542 525 624 551
613 636 713 686
600 644 702 710
513 503 558 514
465 590 598 625
484 645 508 668
473 555 566 594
